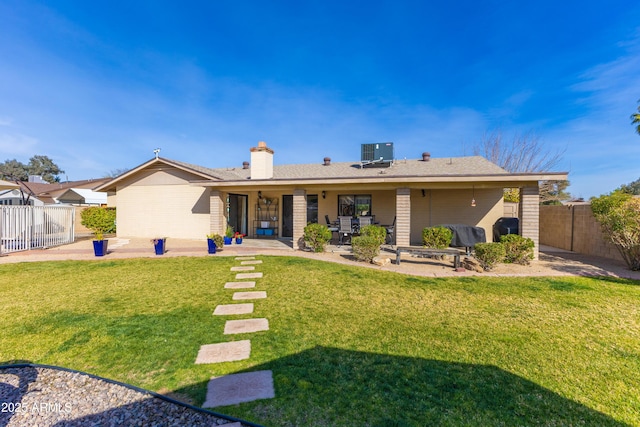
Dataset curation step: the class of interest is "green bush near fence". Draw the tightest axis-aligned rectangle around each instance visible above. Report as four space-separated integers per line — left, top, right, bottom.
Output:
80 206 116 235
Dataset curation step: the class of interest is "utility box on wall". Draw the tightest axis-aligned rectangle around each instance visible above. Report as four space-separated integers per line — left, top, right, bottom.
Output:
361 143 394 167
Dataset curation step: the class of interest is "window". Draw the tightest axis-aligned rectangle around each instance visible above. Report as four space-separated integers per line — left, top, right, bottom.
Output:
338 194 371 217
307 195 318 224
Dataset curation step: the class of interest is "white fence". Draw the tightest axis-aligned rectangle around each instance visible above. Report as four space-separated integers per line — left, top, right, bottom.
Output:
0 206 75 254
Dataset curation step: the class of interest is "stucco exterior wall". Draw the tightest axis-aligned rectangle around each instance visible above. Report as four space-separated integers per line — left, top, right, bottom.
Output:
115 169 210 239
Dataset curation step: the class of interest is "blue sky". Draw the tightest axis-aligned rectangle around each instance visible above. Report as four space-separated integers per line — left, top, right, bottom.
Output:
1 1 639 198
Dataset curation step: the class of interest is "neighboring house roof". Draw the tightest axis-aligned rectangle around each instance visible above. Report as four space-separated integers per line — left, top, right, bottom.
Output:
57 188 108 205
15 178 112 204
95 155 569 192
0 179 19 190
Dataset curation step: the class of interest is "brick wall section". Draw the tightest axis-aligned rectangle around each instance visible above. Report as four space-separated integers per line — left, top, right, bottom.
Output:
293 189 307 249
520 186 540 259
540 205 623 262
396 188 411 247
209 190 225 235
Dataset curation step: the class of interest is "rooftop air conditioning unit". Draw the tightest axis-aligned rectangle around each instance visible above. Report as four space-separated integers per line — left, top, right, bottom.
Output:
361 143 394 168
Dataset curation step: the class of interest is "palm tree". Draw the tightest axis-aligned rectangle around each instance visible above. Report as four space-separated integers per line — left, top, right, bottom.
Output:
632 100 640 135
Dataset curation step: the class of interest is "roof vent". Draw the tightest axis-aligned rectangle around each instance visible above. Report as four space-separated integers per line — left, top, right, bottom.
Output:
323 157 331 166
422 152 431 161
242 161 250 169
361 143 394 168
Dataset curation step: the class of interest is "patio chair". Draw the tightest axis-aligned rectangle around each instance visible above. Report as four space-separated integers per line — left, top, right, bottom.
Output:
325 214 339 242
385 216 396 244
358 216 372 227
338 216 353 246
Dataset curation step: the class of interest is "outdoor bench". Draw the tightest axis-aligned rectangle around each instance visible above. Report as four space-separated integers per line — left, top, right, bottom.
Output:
395 246 462 268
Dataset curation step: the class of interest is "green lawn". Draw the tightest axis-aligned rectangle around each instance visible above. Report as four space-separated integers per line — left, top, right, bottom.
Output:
1 256 639 426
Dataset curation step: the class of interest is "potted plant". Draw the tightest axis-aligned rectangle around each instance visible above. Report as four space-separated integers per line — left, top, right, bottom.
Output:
234 232 245 244
151 238 167 255
224 225 234 245
92 232 108 257
206 233 224 254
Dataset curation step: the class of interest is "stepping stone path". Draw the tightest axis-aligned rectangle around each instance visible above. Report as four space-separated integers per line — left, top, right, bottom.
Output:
195 254 275 409
224 281 256 289
235 272 263 279
195 340 251 364
224 318 269 335
203 370 275 408
230 266 255 271
233 291 267 300
213 303 254 315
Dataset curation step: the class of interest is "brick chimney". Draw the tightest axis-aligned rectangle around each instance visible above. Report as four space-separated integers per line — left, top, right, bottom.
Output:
250 141 274 179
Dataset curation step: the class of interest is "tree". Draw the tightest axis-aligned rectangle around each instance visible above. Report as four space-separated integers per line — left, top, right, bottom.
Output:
618 177 640 195
0 159 29 181
0 155 64 183
472 130 569 203
632 100 640 135
27 155 64 183
591 191 640 271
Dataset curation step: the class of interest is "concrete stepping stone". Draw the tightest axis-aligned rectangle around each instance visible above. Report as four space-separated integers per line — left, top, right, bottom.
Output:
224 281 256 289
230 266 255 271
224 318 269 334
235 272 263 279
203 370 275 407
235 256 256 261
233 291 267 300
195 340 251 364
241 260 263 265
213 303 254 315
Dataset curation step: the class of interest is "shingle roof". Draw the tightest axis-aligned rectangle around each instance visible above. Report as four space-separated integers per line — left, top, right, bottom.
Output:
174 156 509 182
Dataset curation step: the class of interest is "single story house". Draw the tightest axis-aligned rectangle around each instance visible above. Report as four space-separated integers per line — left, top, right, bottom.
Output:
95 142 568 258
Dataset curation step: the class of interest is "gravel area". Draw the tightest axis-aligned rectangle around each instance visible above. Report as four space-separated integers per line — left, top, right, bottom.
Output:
0 365 257 427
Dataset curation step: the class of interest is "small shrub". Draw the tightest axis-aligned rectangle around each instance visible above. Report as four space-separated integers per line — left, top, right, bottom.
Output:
80 207 116 235
206 233 224 248
352 235 381 263
500 234 535 265
303 223 332 252
422 226 453 249
359 224 386 246
474 242 506 271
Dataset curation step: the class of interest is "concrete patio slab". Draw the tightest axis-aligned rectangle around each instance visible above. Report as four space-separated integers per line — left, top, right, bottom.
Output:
213 303 254 315
230 266 255 272
224 318 269 334
241 260 263 265
203 370 275 408
235 272 263 279
224 281 256 289
195 340 251 364
232 291 267 300
235 256 256 261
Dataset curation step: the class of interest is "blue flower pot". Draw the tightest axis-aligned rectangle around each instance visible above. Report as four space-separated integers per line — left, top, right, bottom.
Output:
224 237 233 245
92 240 108 257
153 238 166 255
207 238 217 254
235 238 243 244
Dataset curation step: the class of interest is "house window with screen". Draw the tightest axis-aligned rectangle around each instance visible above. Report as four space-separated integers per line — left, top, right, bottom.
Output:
338 195 371 217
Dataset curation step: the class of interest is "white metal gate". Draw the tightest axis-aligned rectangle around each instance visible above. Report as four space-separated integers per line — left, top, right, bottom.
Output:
0 206 75 254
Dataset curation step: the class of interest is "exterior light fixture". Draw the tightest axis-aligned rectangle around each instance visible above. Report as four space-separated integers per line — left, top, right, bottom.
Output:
322 191 326 199
471 186 476 207
258 191 262 199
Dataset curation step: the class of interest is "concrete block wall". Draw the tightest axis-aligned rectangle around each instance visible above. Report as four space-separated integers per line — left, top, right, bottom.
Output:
540 204 623 262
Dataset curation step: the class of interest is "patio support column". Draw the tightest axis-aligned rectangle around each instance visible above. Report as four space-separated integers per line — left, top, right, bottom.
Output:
209 190 225 235
293 189 307 249
396 188 411 247
520 186 540 259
